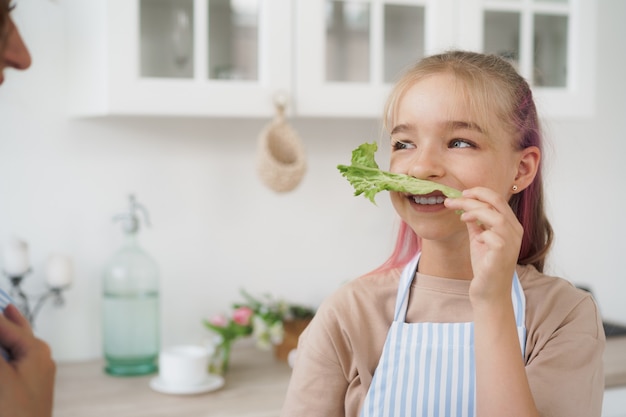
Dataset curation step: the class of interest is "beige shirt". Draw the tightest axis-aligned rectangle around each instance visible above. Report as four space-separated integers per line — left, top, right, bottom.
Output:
281 264 605 417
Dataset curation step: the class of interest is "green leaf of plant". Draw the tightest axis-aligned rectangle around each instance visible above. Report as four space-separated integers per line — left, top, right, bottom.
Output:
337 142 462 204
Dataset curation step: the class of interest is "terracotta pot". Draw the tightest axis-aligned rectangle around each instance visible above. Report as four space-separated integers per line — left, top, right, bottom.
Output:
274 318 312 362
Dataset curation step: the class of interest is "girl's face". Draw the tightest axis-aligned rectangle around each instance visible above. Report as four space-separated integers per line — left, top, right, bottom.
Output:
0 11 31 85
389 72 523 243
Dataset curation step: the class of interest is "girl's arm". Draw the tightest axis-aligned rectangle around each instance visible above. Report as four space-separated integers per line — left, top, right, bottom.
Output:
473 296 539 416
446 187 540 416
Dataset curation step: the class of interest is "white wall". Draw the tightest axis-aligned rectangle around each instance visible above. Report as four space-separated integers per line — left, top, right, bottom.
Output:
0 0 624 362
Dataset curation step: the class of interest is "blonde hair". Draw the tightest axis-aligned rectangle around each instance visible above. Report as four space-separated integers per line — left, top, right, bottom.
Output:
0 1 11 54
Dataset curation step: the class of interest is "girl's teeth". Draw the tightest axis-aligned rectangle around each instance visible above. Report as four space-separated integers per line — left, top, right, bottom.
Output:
413 196 445 205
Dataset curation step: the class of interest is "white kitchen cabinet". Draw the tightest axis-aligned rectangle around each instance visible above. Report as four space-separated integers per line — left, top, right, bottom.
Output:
455 0 597 118
66 0 595 118
66 0 292 117
295 0 431 117
296 0 596 118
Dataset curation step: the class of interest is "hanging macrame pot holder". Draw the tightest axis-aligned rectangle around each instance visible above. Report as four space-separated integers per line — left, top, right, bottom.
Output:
256 108 307 193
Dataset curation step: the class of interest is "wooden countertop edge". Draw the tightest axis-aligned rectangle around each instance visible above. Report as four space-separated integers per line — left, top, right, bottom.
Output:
54 336 626 387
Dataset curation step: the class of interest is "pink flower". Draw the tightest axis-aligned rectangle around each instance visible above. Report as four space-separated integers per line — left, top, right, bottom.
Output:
209 313 228 327
232 306 254 326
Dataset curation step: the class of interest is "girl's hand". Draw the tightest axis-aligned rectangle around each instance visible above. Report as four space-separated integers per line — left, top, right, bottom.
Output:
444 187 522 306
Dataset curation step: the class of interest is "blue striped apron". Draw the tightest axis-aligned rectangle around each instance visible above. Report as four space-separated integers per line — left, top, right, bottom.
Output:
360 254 526 417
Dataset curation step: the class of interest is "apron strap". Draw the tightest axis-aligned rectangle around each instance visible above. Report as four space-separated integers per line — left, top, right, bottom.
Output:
393 255 420 322
393 255 527 357
511 271 527 357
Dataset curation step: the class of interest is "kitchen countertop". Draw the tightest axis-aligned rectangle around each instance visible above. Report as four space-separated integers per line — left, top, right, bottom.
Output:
53 336 626 416
53 346 292 417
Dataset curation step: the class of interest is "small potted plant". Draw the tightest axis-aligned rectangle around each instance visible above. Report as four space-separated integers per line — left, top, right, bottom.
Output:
204 290 315 373
237 290 316 362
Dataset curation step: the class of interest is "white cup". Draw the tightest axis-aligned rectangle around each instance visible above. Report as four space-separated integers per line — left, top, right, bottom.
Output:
158 345 210 388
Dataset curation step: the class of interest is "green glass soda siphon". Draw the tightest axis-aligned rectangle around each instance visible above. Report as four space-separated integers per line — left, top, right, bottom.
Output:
102 195 160 376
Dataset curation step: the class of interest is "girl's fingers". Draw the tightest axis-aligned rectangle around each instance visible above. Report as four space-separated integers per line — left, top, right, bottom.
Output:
446 187 523 304
445 187 523 245
446 187 510 213
447 188 517 223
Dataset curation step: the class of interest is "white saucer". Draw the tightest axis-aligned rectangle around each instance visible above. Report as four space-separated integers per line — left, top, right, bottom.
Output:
149 374 225 395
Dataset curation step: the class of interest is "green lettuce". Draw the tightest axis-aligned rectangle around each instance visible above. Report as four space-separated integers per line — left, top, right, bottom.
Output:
337 142 462 204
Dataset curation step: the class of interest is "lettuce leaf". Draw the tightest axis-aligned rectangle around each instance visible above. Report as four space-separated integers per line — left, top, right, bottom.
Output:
337 142 462 204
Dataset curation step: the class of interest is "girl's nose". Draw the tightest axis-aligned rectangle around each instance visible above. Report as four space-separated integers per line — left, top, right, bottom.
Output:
406 145 445 180
3 18 32 71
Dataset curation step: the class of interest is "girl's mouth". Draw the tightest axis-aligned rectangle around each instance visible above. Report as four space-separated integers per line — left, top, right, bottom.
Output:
412 195 445 205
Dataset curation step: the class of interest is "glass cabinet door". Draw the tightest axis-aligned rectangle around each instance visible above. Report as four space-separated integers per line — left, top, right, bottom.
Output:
323 0 426 84
383 4 425 83
297 0 429 117
457 0 596 118
140 0 195 79
482 0 570 88
68 0 291 117
325 1 371 83
208 0 259 80
533 12 568 87
139 0 261 82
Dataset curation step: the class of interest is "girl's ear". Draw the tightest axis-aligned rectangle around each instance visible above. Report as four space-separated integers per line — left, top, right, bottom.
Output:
515 146 541 192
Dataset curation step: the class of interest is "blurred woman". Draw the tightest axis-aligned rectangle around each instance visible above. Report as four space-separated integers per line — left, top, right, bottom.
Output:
0 2 55 417
0 0 31 85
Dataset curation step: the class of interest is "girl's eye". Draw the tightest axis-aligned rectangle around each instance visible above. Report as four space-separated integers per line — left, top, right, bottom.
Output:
391 140 413 150
450 139 473 149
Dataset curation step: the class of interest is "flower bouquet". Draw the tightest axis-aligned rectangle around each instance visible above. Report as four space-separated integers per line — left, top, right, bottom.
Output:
203 305 254 374
203 290 315 373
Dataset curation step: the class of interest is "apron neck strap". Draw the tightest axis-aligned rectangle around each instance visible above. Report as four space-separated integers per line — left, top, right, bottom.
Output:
394 254 420 321
393 254 526 337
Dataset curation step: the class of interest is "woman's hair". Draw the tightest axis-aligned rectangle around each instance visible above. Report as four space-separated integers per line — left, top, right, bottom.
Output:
376 50 553 273
0 1 10 53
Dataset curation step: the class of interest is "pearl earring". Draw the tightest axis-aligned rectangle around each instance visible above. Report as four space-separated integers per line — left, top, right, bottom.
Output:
512 185 518 192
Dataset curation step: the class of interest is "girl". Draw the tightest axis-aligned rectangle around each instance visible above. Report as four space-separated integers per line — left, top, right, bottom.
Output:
281 51 605 417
